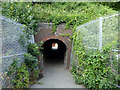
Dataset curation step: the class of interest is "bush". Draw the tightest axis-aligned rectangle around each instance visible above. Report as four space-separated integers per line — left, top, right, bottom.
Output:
71 33 119 88
27 43 40 57
24 53 38 71
2 2 39 37
13 62 30 88
7 58 30 88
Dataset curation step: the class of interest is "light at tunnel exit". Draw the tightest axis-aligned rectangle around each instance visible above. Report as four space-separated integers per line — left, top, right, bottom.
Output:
42 39 67 63
52 43 58 50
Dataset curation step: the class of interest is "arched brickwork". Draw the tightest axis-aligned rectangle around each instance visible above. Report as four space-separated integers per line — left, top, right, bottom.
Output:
42 35 67 47
34 23 72 69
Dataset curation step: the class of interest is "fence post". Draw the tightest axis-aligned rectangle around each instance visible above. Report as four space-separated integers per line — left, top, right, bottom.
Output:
0 17 2 90
32 35 35 43
99 17 103 51
70 41 73 69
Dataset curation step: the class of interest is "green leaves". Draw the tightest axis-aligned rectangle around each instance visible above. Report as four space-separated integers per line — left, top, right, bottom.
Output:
27 43 40 57
2 2 38 36
7 58 30 88
32 2 116 33
24 53 38 71
72 33 118 88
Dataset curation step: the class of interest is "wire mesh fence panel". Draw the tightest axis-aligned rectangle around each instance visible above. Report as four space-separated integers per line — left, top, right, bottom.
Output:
2 20 27 56
0 15 34 88
71 13 120 88
76 19 99 49
102 15 119 85
2 54 25 88
2 54 25 73
110 51 119 73
102 15 119 49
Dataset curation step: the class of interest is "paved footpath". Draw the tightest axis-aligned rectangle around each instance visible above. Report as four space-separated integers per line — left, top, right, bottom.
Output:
30 61 86 88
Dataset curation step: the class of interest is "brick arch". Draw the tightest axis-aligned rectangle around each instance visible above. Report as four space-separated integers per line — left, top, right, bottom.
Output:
42 35 67 47
34 23 73 69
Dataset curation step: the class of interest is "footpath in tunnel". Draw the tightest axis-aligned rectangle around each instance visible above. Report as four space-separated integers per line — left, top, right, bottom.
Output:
30 39 86 88
30 61 86 88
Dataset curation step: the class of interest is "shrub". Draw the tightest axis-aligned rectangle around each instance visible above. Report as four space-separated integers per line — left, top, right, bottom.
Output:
24 53 38 71
27 43 40 57
71 33 119 88
7 58 30 88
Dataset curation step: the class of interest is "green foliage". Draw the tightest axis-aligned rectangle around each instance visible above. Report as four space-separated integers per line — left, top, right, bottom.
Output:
71 32 119 88
34 69 40 78
27 43 40 57
2 2 119 88
38 41 44 50
24 53 38 71
1 2 117 34
98 2 120 10
7 57 41 88
7 58 30 88
2 2 39 37
13 62 30 88
60 34 72 39
33 2 116 33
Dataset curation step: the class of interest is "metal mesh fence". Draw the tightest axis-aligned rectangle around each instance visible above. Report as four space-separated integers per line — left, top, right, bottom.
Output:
71 13 120 87
2 54 25 88
76 19 99 49
0 15 34 88
2 19 27 56
102 15 119 49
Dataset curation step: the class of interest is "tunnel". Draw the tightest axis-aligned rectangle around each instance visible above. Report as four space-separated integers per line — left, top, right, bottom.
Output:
42 39 67 64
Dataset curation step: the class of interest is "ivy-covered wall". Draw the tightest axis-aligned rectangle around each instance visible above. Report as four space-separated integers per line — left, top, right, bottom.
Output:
34 23 73 69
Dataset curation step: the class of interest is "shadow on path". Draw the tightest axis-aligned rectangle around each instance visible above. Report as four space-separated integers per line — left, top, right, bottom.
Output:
30 59 86 88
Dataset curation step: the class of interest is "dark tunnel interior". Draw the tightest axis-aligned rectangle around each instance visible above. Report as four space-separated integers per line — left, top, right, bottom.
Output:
42 39 67 64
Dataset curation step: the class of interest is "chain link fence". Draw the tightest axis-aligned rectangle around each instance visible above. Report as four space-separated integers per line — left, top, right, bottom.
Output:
71 13 120 88
0 15 34 88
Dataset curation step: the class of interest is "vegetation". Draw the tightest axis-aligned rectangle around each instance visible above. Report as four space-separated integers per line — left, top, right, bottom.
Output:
33 2 118 33
1 2 45 88
24 53 38 71
2 2 118 33
1 1 119 89
7 58 30 88
71 32 120 88
6 42 41 88
1 2 38 39
27 43 40 57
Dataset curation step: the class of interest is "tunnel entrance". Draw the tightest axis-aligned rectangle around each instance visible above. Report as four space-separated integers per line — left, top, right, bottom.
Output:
42 39 67 64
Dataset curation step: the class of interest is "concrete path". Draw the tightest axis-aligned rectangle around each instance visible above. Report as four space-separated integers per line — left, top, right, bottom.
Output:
30 61 86 88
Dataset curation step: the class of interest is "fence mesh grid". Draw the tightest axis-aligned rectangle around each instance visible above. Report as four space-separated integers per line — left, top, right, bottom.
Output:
2 19 27 56
76 19 99 49
102 15 119 49
0 15 33 88
72 13 120 87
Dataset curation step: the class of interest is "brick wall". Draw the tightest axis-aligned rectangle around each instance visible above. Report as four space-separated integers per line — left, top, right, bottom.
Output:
34 23 73 69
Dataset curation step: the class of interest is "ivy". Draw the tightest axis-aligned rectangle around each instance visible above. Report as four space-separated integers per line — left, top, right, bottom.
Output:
71 32 119 88
7 58 30 88
1 2 39 37
2 2 119 88
33 2 116 33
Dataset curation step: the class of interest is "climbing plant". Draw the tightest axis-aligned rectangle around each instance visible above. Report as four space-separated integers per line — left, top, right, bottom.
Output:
2 2 117 34
33 2 116 33
7 58 30 88
1 2 39 38
1 2 119 89
71 32 120 88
